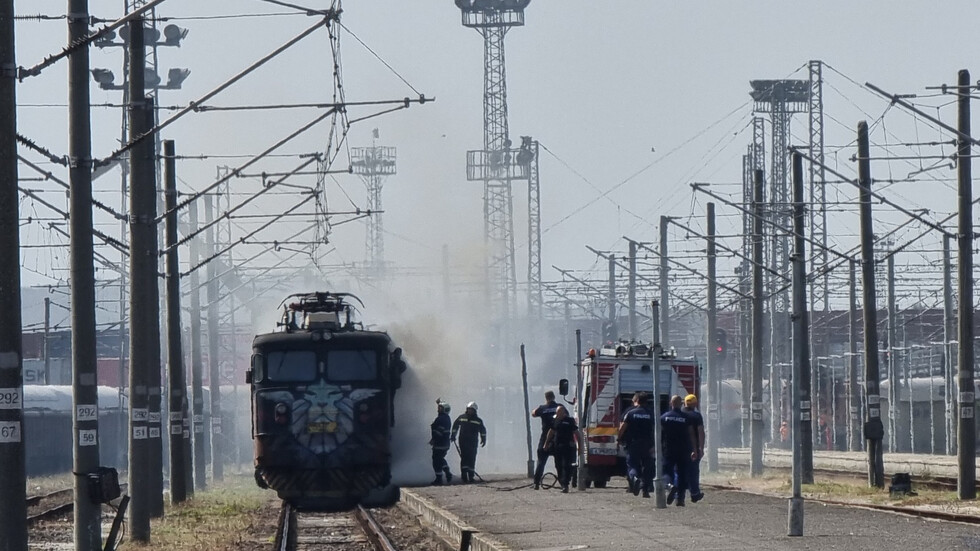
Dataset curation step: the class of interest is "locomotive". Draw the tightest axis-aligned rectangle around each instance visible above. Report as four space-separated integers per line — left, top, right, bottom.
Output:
247 292 407 511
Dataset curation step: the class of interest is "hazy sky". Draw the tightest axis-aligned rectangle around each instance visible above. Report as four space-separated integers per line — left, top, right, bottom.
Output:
14 1 980 320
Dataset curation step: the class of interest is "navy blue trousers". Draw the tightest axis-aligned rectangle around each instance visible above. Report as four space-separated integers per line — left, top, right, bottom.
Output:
625 442 655 492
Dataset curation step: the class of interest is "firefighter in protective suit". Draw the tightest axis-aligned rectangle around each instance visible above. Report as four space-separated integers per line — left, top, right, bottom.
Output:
451 402 487 483
429 400 454 485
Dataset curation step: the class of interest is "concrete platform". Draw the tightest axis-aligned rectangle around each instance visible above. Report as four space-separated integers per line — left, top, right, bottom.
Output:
404 476 980 551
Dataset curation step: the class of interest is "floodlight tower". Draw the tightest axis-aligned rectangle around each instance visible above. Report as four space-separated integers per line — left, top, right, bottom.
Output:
351 144 397 274
455 0 530 320
749 79 809 440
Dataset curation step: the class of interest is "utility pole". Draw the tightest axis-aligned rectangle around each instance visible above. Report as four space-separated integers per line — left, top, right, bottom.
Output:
886 252 897 452
955 68 976 500
750 169 765 477
848 259 862 452
163 140 187 503
43 297 51 384
607 254 616 338
575 329 586 492
857 121 884 488
628 240 637 340
788 152 807 537
189 201 207 490
651 300 666 508
942 234 956 456
705 202 719 472
0 0 27 547
659 216 670 348
127 18 152 541
205 194 223 481
69 0 104 547
442 244 451 308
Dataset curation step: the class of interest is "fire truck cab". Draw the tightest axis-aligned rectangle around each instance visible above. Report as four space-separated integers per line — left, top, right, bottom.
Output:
560 342 700 488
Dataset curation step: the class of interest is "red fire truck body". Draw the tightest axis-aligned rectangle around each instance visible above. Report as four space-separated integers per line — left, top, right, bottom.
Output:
575 345 700 488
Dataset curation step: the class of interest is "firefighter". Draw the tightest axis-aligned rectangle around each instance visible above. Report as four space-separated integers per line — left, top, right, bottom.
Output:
543 405 578 493
661 395 697 506
429 399 454 485
451 402 487 483
682 394 705 503
531 390 559 490
618 391 655 498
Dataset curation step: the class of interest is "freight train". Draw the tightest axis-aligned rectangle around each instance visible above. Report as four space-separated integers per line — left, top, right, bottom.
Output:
248 292 407 511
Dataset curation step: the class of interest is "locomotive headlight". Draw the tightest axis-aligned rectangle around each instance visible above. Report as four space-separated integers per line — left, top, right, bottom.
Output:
274 402 289 425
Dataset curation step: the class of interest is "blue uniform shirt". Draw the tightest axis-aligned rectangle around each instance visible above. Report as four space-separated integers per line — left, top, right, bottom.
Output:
431 411 452 450
621 405 654 446
660 407 693 455
532 401 559 434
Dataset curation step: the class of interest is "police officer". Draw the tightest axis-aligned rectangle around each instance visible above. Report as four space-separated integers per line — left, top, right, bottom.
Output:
531 390 559 490
618 391 655 498
451 402 487 483
429 399 454 485
682 394 705 503
543 405 578 493
661 395 697 506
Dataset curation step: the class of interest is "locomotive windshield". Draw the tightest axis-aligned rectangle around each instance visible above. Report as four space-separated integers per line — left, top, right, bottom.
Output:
266 350 317 382
327 350 378 381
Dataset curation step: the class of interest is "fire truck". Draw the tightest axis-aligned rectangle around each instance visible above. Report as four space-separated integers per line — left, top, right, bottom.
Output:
559 342 700 488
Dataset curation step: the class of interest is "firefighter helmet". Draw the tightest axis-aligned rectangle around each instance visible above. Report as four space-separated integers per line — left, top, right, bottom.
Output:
466 401 478 412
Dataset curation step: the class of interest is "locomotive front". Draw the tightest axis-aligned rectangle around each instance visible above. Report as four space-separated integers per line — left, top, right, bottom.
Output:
248 292 406 511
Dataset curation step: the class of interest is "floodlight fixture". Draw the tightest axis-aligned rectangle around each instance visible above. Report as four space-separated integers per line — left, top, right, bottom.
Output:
455 0 529 28
91 68 123 90
749 79 809 113
163 24 189 47
161 68 190 90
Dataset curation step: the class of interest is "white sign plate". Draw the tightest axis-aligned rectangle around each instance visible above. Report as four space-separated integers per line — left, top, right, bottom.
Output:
79 429 97 446
961 406 975 419
132 408 148 422
76 404 98 422
149 412 161 423
869 407 880 418
170 412 182 421
0 388 22 409
961 392 975 403
149 427 160 438
171 424 182 435
0 421 21 442
133 426 148 440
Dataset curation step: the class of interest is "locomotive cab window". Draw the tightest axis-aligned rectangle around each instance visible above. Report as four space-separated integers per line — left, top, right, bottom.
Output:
327 350 378 381
266 350 317 382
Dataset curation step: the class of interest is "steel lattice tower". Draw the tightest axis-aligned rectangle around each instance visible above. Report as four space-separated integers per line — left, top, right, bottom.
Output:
518 136 542 318
352 145 397 274
807 60 828 312
457 0 529 319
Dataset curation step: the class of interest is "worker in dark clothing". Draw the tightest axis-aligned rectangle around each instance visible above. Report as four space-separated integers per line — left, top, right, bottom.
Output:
531 390 559 490
451 401 487 483
618 391 655 498
543 405 578 493
429 399 454 485
682 394 705 503
661 394 697 506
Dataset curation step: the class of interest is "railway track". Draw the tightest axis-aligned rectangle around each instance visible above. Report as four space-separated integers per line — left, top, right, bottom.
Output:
27 484 128 526
273 502 398 551
27 488 74 525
